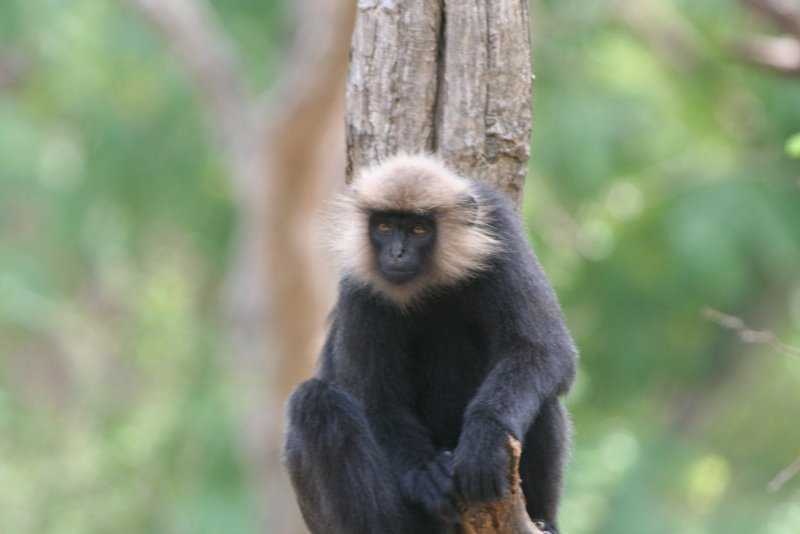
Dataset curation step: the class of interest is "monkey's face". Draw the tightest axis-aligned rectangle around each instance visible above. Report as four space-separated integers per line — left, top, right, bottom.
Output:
368 212 437 285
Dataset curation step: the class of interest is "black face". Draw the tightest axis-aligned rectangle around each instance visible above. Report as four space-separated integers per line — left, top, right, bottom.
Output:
369 211 436 284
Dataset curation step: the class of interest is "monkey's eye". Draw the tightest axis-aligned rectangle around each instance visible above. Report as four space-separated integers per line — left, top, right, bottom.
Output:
377 222 392 233
411 224 428 236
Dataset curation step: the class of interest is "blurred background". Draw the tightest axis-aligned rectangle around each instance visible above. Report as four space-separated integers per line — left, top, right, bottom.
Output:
1 1 799 533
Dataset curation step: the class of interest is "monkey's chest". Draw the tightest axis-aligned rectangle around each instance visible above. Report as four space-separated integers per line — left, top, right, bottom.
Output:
408 319 489 448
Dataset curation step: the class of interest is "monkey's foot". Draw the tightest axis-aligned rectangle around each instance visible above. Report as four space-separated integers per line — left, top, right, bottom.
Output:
533 520 558 534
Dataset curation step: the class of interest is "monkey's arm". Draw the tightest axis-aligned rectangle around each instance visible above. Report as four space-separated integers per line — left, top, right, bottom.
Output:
334 286 456 517
464 337 575 443
455 260 577 502
359 350 461 520
333 288 439 470
364 393 460 521
366 389 438 473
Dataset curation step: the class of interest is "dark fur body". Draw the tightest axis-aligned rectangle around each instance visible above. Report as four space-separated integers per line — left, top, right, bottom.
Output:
285 183 577 533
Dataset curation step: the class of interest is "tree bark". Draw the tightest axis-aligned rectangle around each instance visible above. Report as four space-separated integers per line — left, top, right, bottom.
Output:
458 438 541 534
346 1 539 532
347 0 532 209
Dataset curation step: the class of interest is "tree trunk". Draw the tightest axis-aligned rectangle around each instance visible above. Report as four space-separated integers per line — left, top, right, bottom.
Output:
346 1 539 532
459 439 541 534
126 1 355 532
347 0 532 209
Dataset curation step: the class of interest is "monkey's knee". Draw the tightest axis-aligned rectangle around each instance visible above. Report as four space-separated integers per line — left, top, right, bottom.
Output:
284 379 413 533
285 378 370 451
286 378 345 421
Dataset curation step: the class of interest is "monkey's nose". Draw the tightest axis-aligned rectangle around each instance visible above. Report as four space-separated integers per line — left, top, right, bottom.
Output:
390 244 405 259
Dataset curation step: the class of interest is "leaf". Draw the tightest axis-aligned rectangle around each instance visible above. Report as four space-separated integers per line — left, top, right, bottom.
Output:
785 133 800 159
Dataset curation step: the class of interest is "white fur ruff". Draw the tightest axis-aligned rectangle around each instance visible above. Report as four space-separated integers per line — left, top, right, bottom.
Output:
328 154 501 306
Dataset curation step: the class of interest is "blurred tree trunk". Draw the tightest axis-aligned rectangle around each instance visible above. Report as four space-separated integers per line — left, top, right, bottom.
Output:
737 0 800 75
126 1 355 533
346 1 539 532
233 4 355 533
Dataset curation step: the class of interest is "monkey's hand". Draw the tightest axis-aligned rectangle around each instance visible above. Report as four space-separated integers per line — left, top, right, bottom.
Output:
400 450 460 523
453 421 511 503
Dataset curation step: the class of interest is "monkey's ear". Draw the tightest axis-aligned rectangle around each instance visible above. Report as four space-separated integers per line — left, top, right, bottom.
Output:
457 193 480 225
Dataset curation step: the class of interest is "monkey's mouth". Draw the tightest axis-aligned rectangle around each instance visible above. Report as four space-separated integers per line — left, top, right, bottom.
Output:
382 268 418 285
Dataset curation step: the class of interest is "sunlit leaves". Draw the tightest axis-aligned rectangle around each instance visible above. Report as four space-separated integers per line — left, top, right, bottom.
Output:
785 133 800 159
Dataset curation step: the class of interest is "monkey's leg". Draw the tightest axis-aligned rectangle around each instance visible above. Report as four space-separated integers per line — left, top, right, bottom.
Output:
518 399 571 534
284 378 436 534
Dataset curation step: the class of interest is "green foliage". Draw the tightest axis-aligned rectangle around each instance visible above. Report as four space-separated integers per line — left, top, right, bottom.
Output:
1 0 799 533
786 133 800 159
528 2 800 532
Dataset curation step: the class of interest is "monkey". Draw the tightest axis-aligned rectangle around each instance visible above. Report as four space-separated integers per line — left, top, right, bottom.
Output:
283 154 577 534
